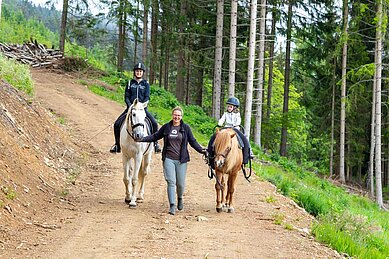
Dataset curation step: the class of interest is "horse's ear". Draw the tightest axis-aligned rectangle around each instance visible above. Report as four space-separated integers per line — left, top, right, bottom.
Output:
143 101 149 108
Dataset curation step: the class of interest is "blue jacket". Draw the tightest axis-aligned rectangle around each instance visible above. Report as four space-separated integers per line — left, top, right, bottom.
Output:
125 78 150 107
141 120 203 163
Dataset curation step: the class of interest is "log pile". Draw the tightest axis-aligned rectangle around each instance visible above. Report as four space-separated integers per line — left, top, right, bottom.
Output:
0 40 63 68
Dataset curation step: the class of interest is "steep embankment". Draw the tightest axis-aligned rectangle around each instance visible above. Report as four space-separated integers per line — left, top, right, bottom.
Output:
0 77 90 251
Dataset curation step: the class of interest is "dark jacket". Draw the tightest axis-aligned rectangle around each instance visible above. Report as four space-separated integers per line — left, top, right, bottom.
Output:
141 120 203 163
125 78 150 107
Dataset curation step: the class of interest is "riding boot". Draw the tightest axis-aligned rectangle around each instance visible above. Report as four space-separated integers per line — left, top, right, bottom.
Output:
110 144 121 153
154 142 162 153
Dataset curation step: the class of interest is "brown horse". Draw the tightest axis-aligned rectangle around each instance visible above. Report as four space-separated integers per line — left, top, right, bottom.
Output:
213 128 243 213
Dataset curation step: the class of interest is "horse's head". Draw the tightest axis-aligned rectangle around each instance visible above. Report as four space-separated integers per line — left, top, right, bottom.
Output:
128 99 149 141
214 128 236 169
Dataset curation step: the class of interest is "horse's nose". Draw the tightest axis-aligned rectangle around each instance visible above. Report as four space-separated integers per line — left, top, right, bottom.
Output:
215 160 224 168
135 132 144 140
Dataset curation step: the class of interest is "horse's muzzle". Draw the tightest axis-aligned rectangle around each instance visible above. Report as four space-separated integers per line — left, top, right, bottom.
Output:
133 132 144 141
215 159 224 168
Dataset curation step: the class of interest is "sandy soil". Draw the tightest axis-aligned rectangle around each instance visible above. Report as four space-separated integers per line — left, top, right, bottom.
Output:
1 69 340 258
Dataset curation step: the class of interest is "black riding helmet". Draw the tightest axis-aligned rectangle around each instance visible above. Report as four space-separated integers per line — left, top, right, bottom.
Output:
134 62 146 72
226 96 240 107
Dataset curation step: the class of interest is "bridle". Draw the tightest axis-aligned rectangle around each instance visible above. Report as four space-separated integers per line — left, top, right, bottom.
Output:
215 146 231 160
126 106 145 140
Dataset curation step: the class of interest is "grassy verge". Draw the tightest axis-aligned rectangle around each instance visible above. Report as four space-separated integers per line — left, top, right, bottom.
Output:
253 159 389 259
0 54 34 96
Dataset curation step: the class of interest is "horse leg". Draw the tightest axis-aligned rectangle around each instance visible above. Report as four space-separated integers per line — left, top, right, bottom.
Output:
129 154 142 208
225 179 230 210
137 152 151 202
122 156 133 203
227 172 238 213
137 164 145 203
215 171 224 213
220 175 229 212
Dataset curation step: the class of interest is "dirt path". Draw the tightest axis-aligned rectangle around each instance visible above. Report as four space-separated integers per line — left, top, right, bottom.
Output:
25 69 339 258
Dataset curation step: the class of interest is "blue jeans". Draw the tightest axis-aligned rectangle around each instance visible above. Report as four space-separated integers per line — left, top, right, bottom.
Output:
163 158 187 206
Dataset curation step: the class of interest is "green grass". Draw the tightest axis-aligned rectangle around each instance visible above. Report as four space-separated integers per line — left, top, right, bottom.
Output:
253 161 389 259
265 195 277 203
1 186 17 200
0 54 34 96
273 213 285 225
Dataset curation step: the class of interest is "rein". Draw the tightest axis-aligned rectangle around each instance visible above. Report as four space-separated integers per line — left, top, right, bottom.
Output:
204 152 224 191
241 159 252 182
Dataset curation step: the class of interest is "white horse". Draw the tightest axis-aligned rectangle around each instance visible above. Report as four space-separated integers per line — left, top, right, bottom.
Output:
120 99 153 208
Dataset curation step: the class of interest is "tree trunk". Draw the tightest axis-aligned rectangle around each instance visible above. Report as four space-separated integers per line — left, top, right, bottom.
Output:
117 0 126 72
164 46 170 90
194 19 207 107
339 0 348 183
59 0 69 53
266 8 276 121
0 0 3 20
385 141 389 187
185 51 191 105
374 0 384 208
133 0 140 64
244 0 257 139
228 0 238 97
330 58 336 178
253 0 266 146
369 46 377 198
149 0 158 84
176 0 187 102
212 0 224 119
280 1 292 157
142 0 149 64
158 45 163 88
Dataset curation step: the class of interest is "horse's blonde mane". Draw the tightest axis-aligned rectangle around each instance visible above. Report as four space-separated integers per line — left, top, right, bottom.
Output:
214 128 242 172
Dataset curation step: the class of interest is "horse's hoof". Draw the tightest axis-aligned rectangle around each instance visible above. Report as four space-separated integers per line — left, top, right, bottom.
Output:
129 203 137 209
124 199 131 204
227 207 235 213
216 207 222 213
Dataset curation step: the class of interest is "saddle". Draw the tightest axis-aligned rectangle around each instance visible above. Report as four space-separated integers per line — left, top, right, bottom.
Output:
234 131 245 149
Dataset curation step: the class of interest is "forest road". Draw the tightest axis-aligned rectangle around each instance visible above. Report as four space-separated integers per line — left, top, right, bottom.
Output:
27 69 340 258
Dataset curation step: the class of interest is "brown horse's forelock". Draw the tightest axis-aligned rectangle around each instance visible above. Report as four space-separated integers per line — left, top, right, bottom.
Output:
214 129 241 171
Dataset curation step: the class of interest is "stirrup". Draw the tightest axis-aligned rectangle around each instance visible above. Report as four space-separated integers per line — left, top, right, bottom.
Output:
110 144 121 153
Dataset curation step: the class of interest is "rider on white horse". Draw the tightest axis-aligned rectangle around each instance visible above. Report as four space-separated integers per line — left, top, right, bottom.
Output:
110 62 161 154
